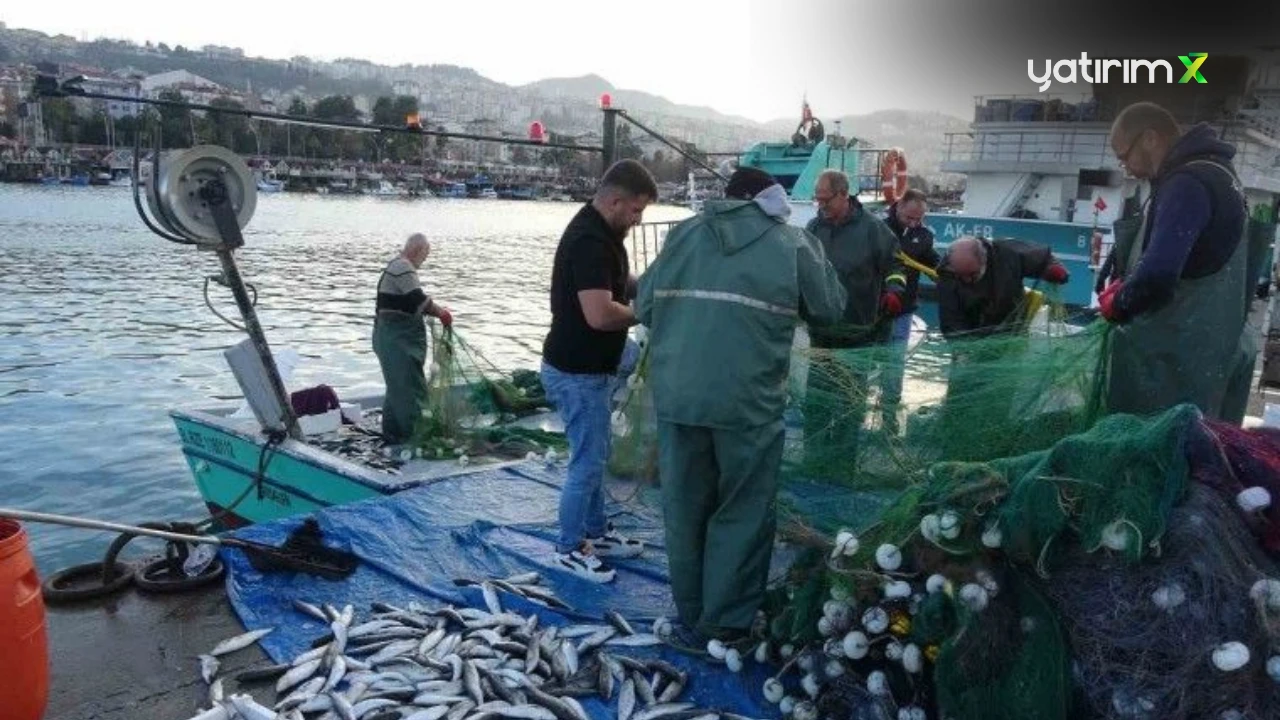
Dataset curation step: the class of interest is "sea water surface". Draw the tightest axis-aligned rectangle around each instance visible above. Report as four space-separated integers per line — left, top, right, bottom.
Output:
0 184 691 572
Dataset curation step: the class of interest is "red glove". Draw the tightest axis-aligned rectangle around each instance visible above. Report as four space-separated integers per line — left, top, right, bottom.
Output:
1097 281 1123 322
1043 262 1069 284
880 292 903 317
437 307 454 328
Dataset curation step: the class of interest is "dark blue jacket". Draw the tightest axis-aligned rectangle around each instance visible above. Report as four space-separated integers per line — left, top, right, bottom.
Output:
1109 123 1246 320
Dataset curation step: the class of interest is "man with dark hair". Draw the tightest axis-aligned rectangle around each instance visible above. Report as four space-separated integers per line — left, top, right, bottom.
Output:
1099 100 1255 422
540 159 656 583
637 167 845 647
373 233 453 443
936 235 1068 338
879 188 939 434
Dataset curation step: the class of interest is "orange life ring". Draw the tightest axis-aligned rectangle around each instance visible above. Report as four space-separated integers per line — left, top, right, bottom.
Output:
881 148 908 204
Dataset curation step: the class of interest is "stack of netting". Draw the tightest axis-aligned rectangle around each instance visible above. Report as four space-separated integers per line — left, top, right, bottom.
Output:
407 325 566 462
609 290 1280 719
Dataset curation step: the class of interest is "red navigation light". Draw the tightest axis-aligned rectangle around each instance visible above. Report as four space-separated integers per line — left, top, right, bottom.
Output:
599 93 612 109
529 121 546 143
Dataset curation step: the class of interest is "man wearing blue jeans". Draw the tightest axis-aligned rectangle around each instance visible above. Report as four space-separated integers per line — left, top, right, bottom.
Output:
880 189 939 436
540 159 657 583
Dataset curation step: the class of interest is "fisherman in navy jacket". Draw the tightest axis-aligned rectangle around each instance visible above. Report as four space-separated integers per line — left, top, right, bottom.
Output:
1099 101 1254 422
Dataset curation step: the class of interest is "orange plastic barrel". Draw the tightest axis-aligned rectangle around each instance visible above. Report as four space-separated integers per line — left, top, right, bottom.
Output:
0 519 49 720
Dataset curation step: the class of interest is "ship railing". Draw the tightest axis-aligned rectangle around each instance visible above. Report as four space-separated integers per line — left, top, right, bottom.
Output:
943 130 1116 168
629 220 683 272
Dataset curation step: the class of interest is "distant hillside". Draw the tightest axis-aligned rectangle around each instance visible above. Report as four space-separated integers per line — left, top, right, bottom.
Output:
0 25 970 180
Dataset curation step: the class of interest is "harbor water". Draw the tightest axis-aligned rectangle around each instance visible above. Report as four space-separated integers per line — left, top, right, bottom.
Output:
0 184 691 572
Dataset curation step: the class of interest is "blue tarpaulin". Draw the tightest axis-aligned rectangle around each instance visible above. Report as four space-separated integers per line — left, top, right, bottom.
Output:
221 460 783 718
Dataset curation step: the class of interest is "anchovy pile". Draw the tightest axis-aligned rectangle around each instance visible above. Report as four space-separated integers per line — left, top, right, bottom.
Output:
190 574 761 720
306 412 406 473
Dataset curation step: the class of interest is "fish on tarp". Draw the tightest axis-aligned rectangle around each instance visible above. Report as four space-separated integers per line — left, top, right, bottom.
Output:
198 654 219 684
209 627 274 657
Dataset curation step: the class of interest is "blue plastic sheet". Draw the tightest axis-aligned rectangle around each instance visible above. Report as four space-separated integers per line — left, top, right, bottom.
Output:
221 460 778 719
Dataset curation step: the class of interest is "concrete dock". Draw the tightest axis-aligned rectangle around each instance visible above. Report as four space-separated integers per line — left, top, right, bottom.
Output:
46 583 264 720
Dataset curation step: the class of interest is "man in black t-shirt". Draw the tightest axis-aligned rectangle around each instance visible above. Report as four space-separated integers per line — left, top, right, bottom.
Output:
541 159 656 583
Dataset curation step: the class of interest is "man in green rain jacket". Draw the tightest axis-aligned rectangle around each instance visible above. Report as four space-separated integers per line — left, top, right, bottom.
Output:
636 168 846 645
1098 102 1256 424
802 169 908 468
373 233 454 443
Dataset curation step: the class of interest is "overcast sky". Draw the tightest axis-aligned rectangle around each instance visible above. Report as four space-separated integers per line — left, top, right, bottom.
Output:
4 1 1277 124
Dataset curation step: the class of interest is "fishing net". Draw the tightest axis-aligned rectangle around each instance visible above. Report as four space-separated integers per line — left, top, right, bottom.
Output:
407 325 566 462
605 282 1280 719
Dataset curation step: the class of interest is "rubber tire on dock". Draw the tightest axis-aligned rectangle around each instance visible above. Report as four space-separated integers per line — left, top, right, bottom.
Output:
41 561 134 604
133 556 225 594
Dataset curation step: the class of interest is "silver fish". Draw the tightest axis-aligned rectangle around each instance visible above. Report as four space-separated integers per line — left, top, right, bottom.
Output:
228 694 280 720
330 690 357 720
503 572 541 585
561 641 579 676
405 707 452 720
324 604 342 622
445 653 464 682
657 675 685 704
496 706 556 720
344 655 372 672
605 633 661 647
575 627 617 655
481 582 503 615
605 610 636 636
293 645 328 667
632 704 697 720
597 659 615 700
208 678 224 706
276 677 325 711
618 679 637 720
524 637 541 674
339 604 355 627
351 698 399 717
469 629 505 646
446 699 477 720
417 680 464 695
198 654 220 684
294 600 329 622
412 692 469 705
418 627 448 658
210 627 274 657
322 655 347 692
349 619 399 638
548 642 569 681
463 660 485 705
368 639 420 666
687 715 720 720
556 625 611 640
330 620 350 655
632 671 656 706
276 657 322 694
299 693 334 714
561 696 589 720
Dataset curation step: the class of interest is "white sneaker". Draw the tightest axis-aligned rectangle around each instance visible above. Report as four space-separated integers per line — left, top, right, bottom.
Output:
555 545 616 583
586 524 645 559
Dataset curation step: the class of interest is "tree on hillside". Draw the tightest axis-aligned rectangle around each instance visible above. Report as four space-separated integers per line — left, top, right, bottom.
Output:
157 89 193 148
203 97 254 154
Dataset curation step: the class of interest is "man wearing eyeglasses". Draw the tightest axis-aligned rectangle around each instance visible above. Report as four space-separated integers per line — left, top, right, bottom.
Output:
803 169 907 469
1098 101 1254 423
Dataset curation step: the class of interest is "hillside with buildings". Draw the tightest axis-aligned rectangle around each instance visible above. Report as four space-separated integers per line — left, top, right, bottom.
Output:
0 23 968 184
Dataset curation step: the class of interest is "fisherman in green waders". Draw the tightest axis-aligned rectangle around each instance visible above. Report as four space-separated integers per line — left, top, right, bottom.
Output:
803 169 908 473
1097 102 1256 424
636 167 846 647
373 233 453 443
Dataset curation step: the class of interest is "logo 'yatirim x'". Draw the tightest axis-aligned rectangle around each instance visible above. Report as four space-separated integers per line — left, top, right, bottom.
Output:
1178 53 1208 84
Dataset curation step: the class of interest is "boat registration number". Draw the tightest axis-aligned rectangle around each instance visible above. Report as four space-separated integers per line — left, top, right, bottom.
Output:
180 427 236 460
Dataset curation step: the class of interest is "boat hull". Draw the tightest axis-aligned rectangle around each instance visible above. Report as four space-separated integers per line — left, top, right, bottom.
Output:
171 411 391 528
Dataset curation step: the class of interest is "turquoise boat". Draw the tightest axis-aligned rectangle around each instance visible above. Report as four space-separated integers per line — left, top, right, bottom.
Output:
172 392 565 528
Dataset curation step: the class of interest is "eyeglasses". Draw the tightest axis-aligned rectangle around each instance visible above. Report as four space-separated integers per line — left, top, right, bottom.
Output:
1115 130 1147 167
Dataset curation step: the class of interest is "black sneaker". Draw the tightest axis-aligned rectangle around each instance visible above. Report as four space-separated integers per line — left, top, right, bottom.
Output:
554 544 616 583
585 523 645 558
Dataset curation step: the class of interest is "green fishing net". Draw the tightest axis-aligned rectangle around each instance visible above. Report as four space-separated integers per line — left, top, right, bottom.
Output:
407 325 566 462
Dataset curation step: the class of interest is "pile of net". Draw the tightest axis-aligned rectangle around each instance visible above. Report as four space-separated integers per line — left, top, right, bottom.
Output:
606 291 1280 720
406 325 566 462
